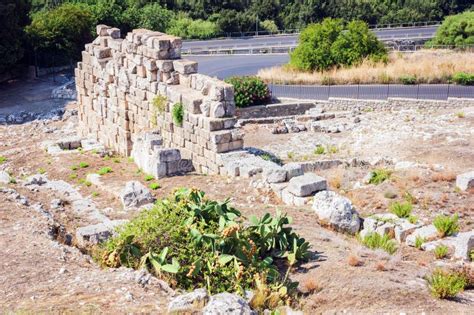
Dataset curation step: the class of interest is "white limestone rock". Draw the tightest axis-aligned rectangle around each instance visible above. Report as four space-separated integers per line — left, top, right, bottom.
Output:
456 171 474 191
202 293 255 315
406 224 439 247
168 288 209 314
312 191 361 234
120 181 155 208
287 173 327 197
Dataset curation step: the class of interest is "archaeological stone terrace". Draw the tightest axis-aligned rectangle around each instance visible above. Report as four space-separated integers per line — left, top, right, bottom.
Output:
75 25 243 176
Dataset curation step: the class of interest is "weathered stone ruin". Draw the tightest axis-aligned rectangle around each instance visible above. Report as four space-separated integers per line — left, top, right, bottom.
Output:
75 25 243 177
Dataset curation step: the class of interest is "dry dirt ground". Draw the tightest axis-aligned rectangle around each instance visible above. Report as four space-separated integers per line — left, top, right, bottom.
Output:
1 101 473 313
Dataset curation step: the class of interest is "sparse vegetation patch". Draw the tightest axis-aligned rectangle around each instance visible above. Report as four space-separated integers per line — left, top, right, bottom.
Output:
427 269 466 299
433 214 459 238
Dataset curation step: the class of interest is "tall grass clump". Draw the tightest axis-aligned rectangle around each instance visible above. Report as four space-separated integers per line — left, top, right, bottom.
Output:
389 201 413 218
359 232 397 254
427 269 466 299
433 214 459 237
368 168 392 185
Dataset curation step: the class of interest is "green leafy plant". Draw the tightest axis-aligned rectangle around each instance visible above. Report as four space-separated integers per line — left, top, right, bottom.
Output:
97 188 310 300
399 75 417 85
408 215 418 224
314 145 325 155
172 102 184 126
153 95 168 113
71 165 78 171
69 173 78 180
426 269 466 299
144 174 154 182
0 156 7 164
287 152 294 160
38 168 46 174
97 167 113 175
430 11 474 47
368 168 392 185
456 111 465 118
359 232 397 254
92 191 100 197
434 245 449 259
149 182 160 190
433 214 459 237
452 72 474 86
79 162 89 168
414 236 425 249
225 76 271 108
389 201 413 218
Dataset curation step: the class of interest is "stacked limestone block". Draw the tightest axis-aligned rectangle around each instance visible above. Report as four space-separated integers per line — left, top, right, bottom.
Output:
75 25 243 174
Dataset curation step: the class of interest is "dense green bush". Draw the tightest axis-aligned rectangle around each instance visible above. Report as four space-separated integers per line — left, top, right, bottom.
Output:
452 72 474 85
289 18 387 72
389 201 413 218
97 188 309 302
172 102 184 126
433 214 459 237
427 269 466 299
168 17 219 40
430 11 474 47
359 232 397 254
225 76 271 107
261 19 279 33
122 3 174 32
25 2 94 59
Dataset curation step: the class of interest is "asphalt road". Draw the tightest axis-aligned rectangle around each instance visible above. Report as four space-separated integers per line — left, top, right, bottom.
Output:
182 26 438 51
187 54 289 79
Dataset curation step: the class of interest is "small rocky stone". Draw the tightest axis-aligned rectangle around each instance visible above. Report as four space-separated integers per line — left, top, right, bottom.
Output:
120 181 155 208
0 171 11 184
456 171 474 191
75 220 128 246
282 163 304 180
24 174 48 186
50 199 64 209
202 293 254 315
406 225 439 246
168 288 209 314
262 167 287 184
312 191 361 234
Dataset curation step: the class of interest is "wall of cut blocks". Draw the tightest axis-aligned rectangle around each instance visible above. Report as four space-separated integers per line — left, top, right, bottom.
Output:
75 25 244 174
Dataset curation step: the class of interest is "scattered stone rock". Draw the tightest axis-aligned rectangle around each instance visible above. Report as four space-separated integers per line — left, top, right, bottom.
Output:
282 163 304 180
456 171 474 191
0 171 11 184
287 173 327 197
75 220 128 246
24 174 48 186
202 293 254 315
120 181 155 208
262 167 287 184
168 288 209 314
50 199 64 210
360 213 419 242
422 230 474 260
312 191 361 234
406 224 439 246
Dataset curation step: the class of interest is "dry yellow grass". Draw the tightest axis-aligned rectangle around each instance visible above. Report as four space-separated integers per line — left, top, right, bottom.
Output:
258 50 474 85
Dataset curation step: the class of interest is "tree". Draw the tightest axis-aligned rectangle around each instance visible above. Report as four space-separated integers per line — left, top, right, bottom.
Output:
261 20 279 33
0 0 28 74
122 3 174 32
430 10 474 46
289 18 387 71
25 3 94 60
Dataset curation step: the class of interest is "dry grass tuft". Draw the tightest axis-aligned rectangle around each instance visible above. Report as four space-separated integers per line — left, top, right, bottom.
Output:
301 277 321 294
258 50 474 85
348 254 362 267
375 261 386 271
431 171 456 182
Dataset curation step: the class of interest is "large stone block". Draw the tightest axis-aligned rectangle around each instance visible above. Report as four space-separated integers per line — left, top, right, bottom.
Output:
173 59 198 74
287 173 327 197
456 171 474 191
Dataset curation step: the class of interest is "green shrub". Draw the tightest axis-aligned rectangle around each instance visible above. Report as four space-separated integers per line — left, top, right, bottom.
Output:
289 18 387 72
225 76 271 108
144 175 154 182
399 75 417 85
427 269 466 299
97 167 112 175
0 156 6 164
172 103 184 126
97 188 309 299
433 214 459 237
360 232 397 255
389 202 413 218
415 236 425 249
153 95 168 113
79 162 89 168
168 17 219 40
452 72 474 86
314 145 325 155
430 11 474 47
261 20 279 33
25 3 94 59
368 168 392 185
434 245 449 259
149 182 160 190
71 165 79 171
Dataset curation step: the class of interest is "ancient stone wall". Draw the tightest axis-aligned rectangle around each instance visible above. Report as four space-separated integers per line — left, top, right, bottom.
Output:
75 25 243 174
